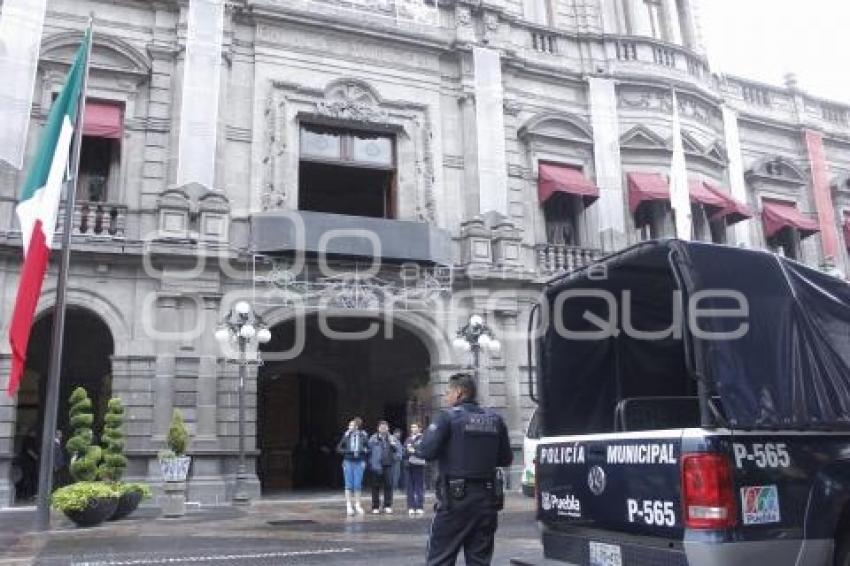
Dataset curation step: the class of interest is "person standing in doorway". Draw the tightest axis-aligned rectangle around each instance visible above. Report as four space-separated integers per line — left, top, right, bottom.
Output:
368 420 401 514
336 417 369 516
404 423 426 515
391 428 404 492
417 373 513 565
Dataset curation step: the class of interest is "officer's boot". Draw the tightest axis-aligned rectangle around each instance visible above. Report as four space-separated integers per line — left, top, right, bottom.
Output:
345 489 354 516
353 490 365 514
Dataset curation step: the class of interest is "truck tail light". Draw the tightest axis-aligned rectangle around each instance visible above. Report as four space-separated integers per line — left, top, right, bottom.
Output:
681 453 736 529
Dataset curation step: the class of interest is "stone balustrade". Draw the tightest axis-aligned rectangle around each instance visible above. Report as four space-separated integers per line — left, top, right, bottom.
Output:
57 201 128 238
536 244 604 276
607 35 711 84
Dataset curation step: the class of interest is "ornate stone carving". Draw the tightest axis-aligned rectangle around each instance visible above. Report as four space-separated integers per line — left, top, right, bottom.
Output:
418 115 437 223
678 94 721 127
315 98 390 123
261 90 286 211
618 89 722 128
259 259 453 312
503 98 522 116
456 5 472 26
316 80 390 124
618 89 672 112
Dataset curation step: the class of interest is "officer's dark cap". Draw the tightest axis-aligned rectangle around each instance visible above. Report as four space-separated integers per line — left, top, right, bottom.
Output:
448 372 477 403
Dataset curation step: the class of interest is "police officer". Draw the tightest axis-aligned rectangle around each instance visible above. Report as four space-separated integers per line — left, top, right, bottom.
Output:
416 372 513 566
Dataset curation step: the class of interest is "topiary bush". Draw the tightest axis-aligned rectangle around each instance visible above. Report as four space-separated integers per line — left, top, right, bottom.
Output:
97 398 127 482
166 409 188 456
66 387 102 482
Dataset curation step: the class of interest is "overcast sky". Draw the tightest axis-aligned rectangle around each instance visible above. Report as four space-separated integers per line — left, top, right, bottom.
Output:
701 0 850 104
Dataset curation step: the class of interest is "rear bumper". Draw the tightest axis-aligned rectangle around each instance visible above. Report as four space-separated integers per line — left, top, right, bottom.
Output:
541 525 830 566
542 525 686 566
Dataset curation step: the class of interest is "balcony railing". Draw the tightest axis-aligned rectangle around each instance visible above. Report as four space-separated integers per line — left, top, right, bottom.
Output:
57 201 128 238
536 244 603 275
608 36 711 86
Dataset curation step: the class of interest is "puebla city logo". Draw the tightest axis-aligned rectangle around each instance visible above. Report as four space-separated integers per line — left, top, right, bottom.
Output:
588 465 607 496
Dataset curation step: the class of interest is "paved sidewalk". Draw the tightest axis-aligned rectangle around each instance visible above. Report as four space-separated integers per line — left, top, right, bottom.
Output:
0 492 543 565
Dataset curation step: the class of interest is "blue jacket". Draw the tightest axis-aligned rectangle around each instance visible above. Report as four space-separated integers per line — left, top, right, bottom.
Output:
336 429 369 461
367 433 402 473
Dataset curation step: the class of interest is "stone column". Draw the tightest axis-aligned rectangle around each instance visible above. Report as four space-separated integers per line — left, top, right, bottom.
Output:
152 297 178 441
459 92 480 217
721 105 753 248
176 0 225 190
625 0 653 37
677 0 705 54
494 305 522 488
662 0 683 44
194 296 220 448
152 353 175 442
588 77 627 251
472 47 509 217
600 0 626 34
803 129 844 276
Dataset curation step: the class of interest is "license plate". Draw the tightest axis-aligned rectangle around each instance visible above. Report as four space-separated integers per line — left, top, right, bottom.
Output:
589 541 622 566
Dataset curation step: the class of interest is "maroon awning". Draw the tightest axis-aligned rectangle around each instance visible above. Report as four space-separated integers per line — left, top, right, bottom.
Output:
701 181 753 225
538 163 599 203
689 179 728 211
761 199 820 239
843 214 850 250
83 101 123 139
627 172 668 213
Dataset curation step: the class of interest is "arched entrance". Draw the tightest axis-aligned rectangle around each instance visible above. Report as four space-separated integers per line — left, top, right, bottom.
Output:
257 315 432 493
13 307 114 502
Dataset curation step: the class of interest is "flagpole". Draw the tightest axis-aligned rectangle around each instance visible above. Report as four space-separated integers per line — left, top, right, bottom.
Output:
35 17 93 532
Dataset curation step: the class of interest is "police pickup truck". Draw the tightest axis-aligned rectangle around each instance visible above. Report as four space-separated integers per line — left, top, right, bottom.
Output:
529 240 850 566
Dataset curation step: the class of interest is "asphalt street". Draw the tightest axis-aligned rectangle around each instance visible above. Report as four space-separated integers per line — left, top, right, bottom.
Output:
0 493 546 566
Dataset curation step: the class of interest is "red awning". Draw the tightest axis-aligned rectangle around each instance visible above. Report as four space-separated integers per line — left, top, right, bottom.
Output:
689 179 728 211
702 181 753 225
83 101 123 139
627 172 668 213
761 199 820 239
843 214 850 250
538 163 599 203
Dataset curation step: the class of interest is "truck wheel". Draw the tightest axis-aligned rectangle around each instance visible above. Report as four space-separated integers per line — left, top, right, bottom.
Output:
837 530 850 566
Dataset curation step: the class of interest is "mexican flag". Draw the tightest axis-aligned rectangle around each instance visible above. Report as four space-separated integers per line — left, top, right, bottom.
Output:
6 30 90 396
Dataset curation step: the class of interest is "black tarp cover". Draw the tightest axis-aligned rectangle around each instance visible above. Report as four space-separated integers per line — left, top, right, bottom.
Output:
539 240 850 432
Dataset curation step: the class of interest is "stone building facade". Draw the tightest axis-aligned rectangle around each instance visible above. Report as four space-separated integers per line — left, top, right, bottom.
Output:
0 0 849 505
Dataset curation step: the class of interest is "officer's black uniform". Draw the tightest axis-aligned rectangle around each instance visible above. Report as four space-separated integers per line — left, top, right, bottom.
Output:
416 401 513 566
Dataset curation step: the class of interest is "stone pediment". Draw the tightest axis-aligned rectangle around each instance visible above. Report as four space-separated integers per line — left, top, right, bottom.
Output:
745 156 808 187
679 131 705 155
619 125 667 150
518 112 593 146
705 141 728 165
41 31 151 78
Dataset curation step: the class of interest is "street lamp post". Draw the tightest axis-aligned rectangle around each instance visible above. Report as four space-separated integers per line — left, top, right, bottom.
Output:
215 301 271 506
452 314 501 381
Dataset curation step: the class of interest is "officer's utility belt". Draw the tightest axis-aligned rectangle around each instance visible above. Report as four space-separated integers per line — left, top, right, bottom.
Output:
441 474 504 511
